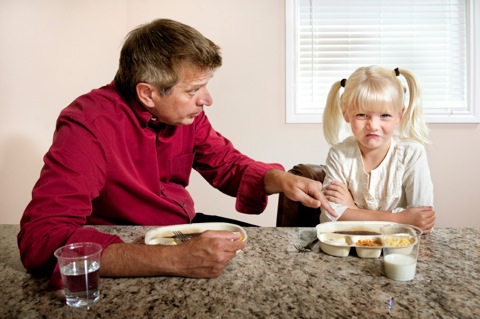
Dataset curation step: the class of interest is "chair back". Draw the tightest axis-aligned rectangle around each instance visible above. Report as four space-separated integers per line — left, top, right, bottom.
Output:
276 164 326 227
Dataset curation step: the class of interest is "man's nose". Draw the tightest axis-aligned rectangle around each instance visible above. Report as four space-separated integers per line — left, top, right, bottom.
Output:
198 88 213 107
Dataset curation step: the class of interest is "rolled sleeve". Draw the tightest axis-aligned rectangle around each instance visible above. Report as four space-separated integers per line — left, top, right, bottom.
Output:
235 162 284 214
47 228 124 291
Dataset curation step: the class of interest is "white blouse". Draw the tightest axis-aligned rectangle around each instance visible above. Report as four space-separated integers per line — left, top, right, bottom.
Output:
320 136 434 223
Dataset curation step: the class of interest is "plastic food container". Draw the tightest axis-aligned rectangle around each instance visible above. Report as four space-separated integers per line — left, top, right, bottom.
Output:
145 222 248 245
316 221 393 258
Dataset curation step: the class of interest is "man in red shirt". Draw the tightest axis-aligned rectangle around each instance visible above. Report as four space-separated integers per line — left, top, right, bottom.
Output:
18 19 334 289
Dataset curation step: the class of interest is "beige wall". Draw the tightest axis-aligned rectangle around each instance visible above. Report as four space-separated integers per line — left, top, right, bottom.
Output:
1 0 479 227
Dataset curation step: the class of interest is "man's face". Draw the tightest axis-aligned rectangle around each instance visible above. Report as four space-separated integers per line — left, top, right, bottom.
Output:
150 66 214 126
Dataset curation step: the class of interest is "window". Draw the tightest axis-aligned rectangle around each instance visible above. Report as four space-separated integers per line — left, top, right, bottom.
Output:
286 0 480 123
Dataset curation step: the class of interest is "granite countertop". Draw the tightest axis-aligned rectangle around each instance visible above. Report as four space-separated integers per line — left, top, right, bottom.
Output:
1 224 479 319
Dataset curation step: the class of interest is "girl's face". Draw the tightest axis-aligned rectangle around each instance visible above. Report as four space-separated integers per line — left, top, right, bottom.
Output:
343 104 402 154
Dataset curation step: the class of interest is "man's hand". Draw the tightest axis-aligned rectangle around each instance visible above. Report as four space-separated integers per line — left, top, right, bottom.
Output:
264 169 337 218
100 230 245 278
171 230 246 278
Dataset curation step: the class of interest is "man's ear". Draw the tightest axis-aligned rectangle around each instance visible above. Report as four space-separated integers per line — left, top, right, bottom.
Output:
136 83 156 108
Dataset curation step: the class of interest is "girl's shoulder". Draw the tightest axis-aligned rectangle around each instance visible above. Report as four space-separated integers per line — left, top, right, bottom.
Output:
393 137 426 152
329 136 358 153
332 136 358 148
392 137 428 163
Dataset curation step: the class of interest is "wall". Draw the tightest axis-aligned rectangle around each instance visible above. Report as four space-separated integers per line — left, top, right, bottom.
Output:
1 0 479 227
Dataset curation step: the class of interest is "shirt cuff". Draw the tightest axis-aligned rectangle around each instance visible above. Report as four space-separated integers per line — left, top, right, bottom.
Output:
320 204 347 222
47 227 124 291
235 162 284 214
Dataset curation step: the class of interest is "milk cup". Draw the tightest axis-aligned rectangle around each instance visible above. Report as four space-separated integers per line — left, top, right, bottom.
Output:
381 224 422 281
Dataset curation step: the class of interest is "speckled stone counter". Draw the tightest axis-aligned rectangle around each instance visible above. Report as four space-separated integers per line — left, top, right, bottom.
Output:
1 224 479 319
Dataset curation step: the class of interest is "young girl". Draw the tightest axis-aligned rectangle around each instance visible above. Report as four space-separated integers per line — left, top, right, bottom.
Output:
320 65 435 233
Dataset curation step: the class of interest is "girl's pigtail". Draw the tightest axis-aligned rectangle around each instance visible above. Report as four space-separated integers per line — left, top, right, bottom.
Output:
323 81 344 145
397 68 430 145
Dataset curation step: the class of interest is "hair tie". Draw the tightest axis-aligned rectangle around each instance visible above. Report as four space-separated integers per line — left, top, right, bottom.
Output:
340 78 347 87
394 68 400 76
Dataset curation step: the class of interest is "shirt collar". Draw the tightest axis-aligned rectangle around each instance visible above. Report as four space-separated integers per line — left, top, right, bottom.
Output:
112 81 160 130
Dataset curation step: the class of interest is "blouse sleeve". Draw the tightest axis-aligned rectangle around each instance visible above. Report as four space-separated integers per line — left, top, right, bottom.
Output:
401 142 434 208
320 145 350 222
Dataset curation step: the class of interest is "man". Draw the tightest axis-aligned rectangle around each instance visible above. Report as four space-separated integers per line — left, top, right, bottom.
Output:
18 19 334 289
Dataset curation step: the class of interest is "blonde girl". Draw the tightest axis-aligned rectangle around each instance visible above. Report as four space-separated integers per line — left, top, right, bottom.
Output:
320 65 435 233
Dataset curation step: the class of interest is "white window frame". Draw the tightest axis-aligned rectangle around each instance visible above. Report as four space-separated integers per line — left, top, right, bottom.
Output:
286 0 480 124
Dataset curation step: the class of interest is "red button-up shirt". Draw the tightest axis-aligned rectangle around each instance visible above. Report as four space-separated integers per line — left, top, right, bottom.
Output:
18 82 283 288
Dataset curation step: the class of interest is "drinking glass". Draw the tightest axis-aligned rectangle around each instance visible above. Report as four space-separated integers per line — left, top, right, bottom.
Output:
54 242 102 308
381 224 422 281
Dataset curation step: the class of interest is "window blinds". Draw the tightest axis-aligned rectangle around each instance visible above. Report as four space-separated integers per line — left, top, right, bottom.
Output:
287 0 475 123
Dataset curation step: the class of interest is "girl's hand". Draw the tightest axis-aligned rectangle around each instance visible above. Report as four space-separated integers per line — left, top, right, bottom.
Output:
323 181 357 209
397 206 436 234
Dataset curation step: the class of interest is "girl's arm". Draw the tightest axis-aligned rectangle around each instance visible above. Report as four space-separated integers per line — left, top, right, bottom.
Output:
339 206 435 233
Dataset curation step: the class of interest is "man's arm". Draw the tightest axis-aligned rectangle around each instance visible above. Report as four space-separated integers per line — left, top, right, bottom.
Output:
100 231 245 278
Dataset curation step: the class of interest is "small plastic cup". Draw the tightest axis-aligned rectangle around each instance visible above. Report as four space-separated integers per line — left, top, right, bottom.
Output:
54 242 102 308
381 224 422 281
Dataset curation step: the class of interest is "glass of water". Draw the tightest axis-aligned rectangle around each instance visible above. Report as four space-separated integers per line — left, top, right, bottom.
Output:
54 242 102 308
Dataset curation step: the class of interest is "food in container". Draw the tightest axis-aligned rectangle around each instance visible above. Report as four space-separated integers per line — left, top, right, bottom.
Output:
383 235 414 247
318 233 351 257
351 236 383 258
382 233 416 255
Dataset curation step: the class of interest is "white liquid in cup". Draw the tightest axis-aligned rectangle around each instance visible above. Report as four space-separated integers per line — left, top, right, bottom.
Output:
384 253 417 281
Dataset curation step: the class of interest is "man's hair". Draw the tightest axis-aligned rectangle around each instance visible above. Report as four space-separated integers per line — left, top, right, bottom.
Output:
114 19 222 98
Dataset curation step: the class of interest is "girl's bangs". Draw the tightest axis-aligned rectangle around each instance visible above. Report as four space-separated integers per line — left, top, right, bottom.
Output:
350 85 398 114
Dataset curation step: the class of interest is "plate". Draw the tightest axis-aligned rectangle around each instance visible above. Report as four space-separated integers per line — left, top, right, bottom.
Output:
144 222 248 245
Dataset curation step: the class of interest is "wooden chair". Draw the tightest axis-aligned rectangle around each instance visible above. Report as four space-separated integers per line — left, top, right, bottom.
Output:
276 164 326 227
